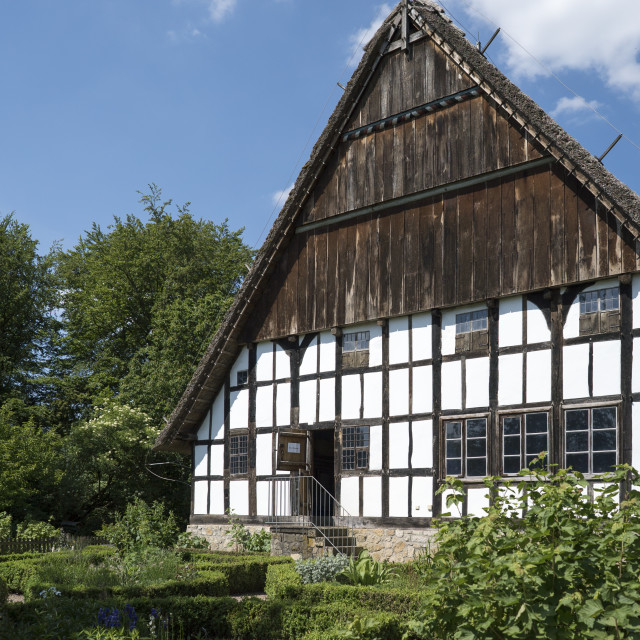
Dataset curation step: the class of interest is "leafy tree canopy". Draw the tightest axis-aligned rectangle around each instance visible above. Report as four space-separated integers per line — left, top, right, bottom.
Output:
56 185 253 423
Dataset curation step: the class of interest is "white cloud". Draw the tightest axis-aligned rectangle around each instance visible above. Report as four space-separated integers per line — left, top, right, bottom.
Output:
207 0 237 23
347 4 392 66
272 183 294 208
452 0 640 99
551 96 601 119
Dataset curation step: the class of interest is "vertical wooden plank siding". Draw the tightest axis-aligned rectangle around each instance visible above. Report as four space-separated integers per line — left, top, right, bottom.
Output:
251 169 636 341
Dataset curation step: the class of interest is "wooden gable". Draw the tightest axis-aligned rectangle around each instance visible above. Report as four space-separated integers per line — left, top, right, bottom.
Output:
243 32 638 343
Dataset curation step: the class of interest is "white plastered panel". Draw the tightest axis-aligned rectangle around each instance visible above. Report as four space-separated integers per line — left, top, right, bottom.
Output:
526 350 552 403
498 353 523 406
210 444 224 476
499 296 522 348
527 301 551 344
276 383 291 426
467 487 490 517
440 489 462 517
256 481 271 516
465 357 490 408
256 434 273 476
441 360 462 410
412 366 432 414
363 372 382 419
411 420 432 468
300 336 318 376
319 378 335 422
362 476 382 517
389 368 409 416
275 343 291 380
442 303 487 356
229 480 249 516
369 425 383 470
368 323 384 367
388 476 409 517
632 403 640 469
411 476 433 517
211 392 225 440
230 347 249 386
634 337 640 394
256 342 273 381
340 477 359 516
229 389 249 430
196 409 210 440
389 316 410 364
412 313 432 361
210 481 225 515
563 344 590 399
342 374 361 420
389 421 409 469
256 385 274 429
193 481 208 515
633 274 640 329
593 340 621 397
194 445 208 476
319 332 335 372
299 380 317 425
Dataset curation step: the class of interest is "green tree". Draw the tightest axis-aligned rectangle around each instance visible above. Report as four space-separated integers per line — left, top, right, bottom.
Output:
0 400 63 523
0 214 57 405
56 186 253 423
61 402 159 531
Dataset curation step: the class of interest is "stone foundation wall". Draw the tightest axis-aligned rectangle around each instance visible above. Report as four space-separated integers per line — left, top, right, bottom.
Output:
353 527 437 562
187 524 266 552
188 523 437 563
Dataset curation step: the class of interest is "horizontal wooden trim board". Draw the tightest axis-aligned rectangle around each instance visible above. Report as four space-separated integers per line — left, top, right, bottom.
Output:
341 86 481 142
295 156 555 234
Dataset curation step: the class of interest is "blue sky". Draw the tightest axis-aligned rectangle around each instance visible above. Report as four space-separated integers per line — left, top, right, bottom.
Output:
1 0 639 255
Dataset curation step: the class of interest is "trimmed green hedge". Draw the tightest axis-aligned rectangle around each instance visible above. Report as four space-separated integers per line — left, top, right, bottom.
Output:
265 562 302 599
3 593 413 640
0 558 39 592
24 569 229 601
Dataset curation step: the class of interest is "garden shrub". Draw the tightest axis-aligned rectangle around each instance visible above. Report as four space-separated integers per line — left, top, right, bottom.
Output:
295 554 349 584
0 558 39 592
227 510 272 552
0 575 7 608
0 512 11 539
97 497 179 553
406 464 640 639
265 562 302 599
15 518 61 540
340 550 396 586
175 530 209 549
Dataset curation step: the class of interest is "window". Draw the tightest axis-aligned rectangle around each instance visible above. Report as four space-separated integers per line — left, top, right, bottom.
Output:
579 287 620 335
455 309 488 353
342 331 370 369
342 426 369 470
444 417 487 477
502 412 549 475
565 406 617 474
236 370 248 386
229 434 248 475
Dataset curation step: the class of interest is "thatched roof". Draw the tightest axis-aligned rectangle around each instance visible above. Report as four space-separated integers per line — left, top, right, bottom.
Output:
155 0 640 453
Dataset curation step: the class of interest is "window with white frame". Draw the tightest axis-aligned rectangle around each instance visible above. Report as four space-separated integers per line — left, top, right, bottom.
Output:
342 426 369 470
342 331 370 369
444 417 487 477
502 412 549 475
455 309 488 353
579 287 620 335
565 406 617 474
229 434 249 475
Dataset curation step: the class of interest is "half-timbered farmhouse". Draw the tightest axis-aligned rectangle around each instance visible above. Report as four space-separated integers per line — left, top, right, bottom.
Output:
155 0 640 560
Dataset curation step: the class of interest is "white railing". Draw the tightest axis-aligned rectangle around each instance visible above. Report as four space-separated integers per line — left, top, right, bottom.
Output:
266 476 356 556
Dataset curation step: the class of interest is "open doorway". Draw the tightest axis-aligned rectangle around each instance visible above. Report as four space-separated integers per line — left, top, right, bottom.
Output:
311 429 335 521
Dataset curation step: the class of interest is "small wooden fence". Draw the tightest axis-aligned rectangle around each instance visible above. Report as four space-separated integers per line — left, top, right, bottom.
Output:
0 536 109 555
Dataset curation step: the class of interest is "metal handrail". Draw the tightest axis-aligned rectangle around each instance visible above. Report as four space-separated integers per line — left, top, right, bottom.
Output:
266 476 356 556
